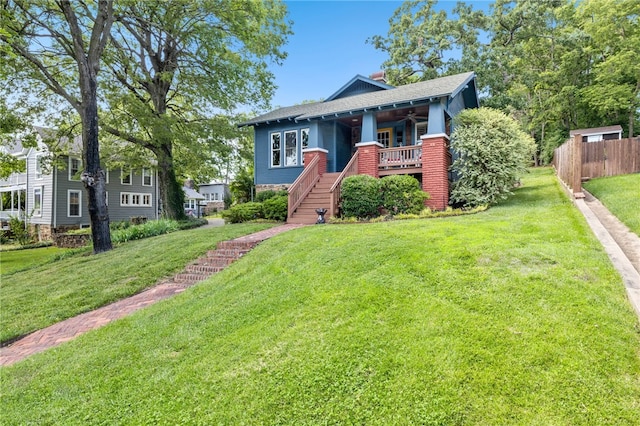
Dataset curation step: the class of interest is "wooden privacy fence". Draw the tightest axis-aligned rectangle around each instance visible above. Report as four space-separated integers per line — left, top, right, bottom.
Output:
553 136 640 198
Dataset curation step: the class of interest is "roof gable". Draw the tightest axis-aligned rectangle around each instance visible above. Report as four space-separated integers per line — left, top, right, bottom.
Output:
325 74 394 101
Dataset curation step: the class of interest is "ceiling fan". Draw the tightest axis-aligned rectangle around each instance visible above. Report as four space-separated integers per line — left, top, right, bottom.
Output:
398 111 428 124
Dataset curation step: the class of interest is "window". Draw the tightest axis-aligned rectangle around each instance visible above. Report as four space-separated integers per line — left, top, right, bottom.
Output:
68 190 81 217
377 128 393 148
270 132 281 167
142 168 152 186
284 130 298 166
415 122 428 143
301 128 309 165
213 193 219 201
105 191 108 206
35 154 44 179
120 192 152 207
33 187 42 217
121 168 132 185
105 169 109 184
69 157 82 181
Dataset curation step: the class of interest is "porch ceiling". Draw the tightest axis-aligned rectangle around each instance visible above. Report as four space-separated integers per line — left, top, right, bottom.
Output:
336 105 429 127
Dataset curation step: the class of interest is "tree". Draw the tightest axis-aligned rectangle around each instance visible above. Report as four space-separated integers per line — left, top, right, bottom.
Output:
99 0 290 219
450 107 536 207
1 0 114 253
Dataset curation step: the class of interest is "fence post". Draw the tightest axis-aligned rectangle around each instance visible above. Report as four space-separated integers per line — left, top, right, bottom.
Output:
572 134 584 198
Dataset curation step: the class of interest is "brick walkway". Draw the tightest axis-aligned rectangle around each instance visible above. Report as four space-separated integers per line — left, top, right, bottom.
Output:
0 223 305 367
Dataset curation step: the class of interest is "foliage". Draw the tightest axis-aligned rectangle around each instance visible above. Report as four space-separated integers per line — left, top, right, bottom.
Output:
379 175 429 215
97 0 290 219
255 189 288 203
261 195 288 221
450 108 536 207
340 174 382 219
7 215 33 246
1 0 114 253
110 219 179 243
3 170 640 424
176 218 208 230
230 167 256 203
370 0 639 164
221 202 264 224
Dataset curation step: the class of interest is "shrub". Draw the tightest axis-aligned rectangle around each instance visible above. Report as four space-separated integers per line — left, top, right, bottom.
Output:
340 175 382 219
262 195 288 221
379 175 429 215
222 202 264 223
8 215 33 246
255 189 288 203
450 107 536 207
111 219 179 243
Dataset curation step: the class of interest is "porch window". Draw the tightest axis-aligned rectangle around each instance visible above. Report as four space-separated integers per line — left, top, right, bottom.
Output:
270 132 281 167
68 190 81 217
284 130 298 166
69 157 82 181
415 122 428 143
33 187 42 217
301 128 309 165
377 128 393 148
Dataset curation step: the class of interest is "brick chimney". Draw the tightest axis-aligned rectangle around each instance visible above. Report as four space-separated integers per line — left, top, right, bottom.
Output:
369 71 386 84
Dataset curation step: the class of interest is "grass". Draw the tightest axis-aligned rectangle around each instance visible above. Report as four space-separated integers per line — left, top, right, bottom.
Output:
583 173 640 235
2 168 640 424
0 246 71 276
0 223 275 343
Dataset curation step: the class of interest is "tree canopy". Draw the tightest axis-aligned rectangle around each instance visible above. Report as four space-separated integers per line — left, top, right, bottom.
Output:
370 0 639 163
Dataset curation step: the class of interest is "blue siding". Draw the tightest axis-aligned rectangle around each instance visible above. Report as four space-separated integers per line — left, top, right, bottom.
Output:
254 124 305 185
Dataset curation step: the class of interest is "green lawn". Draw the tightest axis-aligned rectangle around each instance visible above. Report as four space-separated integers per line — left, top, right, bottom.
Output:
0 246 71 276
0 223 275 343
583 173 640 236
2 168 640 424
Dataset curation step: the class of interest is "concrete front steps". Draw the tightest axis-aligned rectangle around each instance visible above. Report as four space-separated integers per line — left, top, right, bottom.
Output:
288 172 340 224
173 240 259 284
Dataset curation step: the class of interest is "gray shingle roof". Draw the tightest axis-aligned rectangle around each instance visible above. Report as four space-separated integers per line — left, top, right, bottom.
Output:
240 72 475 126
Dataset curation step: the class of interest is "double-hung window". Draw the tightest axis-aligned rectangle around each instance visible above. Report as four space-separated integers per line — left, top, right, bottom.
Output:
284 130 298 166
69 157 82 181
121 168 132 185
270 132 281 167
142 168 152 186
33 187 43 217
68 190 81 217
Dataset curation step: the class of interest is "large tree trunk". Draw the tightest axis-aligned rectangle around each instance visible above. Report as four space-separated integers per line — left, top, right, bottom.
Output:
80 68 112 253
156 142 187 221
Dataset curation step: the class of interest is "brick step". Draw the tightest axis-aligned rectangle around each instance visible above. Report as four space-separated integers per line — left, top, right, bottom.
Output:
207 248 251 258
185 264 226 274
174 272 210 284
197 256 236 267
217 240 259 250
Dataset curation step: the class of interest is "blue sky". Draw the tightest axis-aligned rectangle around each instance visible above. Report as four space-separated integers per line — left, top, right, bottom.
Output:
268 0 490 108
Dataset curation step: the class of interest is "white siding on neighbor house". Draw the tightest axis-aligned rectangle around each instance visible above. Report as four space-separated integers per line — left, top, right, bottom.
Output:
26 150 54 226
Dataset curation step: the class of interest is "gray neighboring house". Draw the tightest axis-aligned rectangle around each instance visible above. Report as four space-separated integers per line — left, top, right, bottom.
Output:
0 128 159 240
198 182 229 213
183 185 206 217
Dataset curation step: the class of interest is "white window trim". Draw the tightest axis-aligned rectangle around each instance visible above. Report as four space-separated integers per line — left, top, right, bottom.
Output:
270 132 281 168
68 189 82 218
284 130 298 167
121 167 132 185
301 128 310 165
142 168 152 186
120 191 152 207
415 122 428 144
68 157 82 181
33 186 43 217
105 168 109 184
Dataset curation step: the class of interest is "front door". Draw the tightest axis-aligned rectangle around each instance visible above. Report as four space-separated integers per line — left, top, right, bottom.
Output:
377 128 393 148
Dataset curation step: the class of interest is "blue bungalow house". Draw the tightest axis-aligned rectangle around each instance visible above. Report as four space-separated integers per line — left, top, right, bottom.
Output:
241 71 479 223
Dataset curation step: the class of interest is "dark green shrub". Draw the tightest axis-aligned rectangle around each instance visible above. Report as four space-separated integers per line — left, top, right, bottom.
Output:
111 219 179 243
255 189 288 203
222 202 264 223
340 175 382 219
8 215 33 245
262 195 288 221
380 175 429 215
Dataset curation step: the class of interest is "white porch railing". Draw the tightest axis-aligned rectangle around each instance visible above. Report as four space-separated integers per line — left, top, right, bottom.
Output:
0 173 27 189
378 146 422 170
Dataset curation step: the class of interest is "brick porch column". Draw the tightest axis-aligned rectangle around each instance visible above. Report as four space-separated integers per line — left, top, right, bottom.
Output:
302 148 328 175
355 141 382 178
421 133 451 210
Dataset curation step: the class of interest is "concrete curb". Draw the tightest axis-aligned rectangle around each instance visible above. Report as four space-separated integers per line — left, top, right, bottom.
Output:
573 198 640 320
